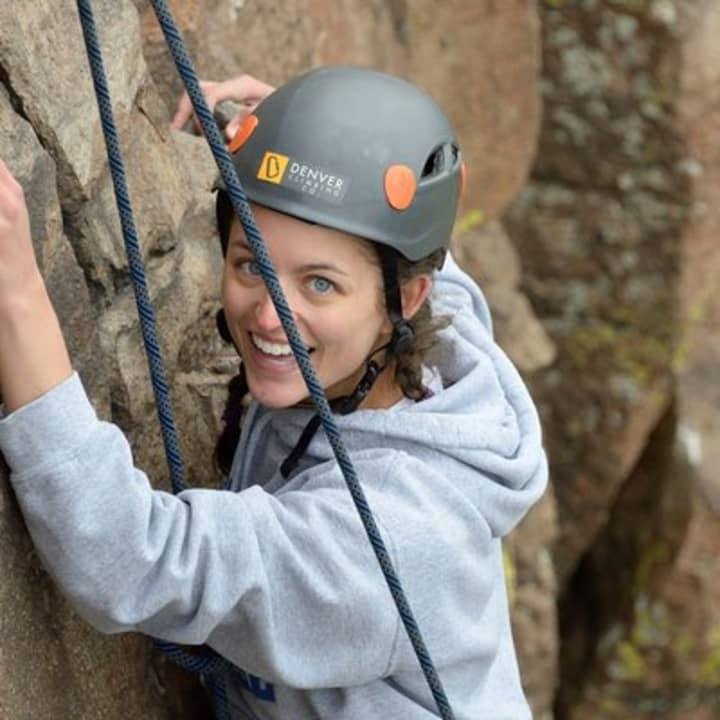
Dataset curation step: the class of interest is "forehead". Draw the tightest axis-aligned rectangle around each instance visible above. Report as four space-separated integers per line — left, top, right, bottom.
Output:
229 205 378 267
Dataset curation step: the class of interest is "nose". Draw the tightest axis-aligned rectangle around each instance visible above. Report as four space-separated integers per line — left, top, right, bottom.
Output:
254 288 283 332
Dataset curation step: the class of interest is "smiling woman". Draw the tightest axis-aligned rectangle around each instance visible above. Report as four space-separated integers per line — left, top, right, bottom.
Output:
0 65 547 720
221 203 427 410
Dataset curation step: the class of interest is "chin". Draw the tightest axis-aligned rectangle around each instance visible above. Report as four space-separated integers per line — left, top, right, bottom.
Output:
246 375 308 409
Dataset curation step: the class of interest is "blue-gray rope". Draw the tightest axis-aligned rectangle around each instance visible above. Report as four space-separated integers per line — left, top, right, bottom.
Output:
79 0 454 717
76 3 232 718
153 640 232 718
76 0 185 497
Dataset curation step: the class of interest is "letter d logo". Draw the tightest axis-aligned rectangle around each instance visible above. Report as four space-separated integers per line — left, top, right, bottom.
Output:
257 152 290 184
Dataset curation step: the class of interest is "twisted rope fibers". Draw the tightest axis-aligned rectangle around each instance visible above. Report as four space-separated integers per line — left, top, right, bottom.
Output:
76 0 185 496
79 0 454 716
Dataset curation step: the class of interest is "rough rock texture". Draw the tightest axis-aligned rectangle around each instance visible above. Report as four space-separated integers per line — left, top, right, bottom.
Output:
503 1 720 717
1 1 548 718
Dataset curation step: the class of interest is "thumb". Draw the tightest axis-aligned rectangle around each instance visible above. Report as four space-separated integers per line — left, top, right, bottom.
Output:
225 115 242 141
171 94 192 129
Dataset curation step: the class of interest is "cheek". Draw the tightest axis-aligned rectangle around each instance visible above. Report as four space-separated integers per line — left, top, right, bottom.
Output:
221 263 232 301
314 302 386 356
222 269 247 315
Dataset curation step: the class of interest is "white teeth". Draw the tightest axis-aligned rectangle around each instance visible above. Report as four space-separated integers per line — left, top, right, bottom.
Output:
251 333 293 357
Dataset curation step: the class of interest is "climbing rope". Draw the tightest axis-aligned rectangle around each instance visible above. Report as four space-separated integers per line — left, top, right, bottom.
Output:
77 1 455 718
76 0 185 495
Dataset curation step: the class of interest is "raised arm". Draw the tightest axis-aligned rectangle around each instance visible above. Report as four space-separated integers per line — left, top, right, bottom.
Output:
0 158 72 411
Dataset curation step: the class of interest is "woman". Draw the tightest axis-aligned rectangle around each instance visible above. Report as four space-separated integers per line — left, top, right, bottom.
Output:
0 66 547 719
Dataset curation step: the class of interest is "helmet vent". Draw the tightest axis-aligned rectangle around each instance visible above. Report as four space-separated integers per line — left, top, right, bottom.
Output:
451 144 460 166
422 146 446 178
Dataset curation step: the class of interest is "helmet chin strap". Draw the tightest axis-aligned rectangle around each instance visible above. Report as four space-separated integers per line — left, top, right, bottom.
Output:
379 245 415 355
280 247 412 478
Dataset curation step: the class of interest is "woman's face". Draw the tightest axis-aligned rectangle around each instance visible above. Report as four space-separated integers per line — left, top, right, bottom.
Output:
222 205 392 408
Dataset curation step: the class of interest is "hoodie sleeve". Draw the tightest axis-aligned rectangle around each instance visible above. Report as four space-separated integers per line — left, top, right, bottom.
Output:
0 373 400 688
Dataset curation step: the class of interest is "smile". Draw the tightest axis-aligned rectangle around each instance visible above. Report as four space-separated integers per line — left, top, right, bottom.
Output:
250 333 316 357
251 333 293 357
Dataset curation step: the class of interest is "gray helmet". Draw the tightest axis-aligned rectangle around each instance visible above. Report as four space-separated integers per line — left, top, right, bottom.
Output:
217 65 463 260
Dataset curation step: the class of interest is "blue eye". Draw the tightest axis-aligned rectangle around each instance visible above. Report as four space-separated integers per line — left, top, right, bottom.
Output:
238 259 261 276
310 276 334 295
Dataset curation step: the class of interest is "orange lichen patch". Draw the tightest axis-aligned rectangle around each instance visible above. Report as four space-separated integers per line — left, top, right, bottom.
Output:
229 115 259 153
384 164 416 211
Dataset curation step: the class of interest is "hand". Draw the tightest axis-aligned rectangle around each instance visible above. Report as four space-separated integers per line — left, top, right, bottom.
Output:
171 74 275 141
0 158 42 302
0 158 72 411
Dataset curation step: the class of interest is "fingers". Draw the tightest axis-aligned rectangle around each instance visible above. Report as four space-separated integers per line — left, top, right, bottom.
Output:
221 76 275 141
224 106 255 141
171 80 220 132
0 159 24 220
0 157 18 187
0 158 41 302
170 90 193 129
171 75 276 135
225 74 276 106
225 115 242 141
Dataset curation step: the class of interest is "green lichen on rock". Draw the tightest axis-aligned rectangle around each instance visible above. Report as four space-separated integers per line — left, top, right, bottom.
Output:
699 625 720 686
670 631 694 659
630 595 671 649
608 639 648 682
503 546 517 607
453 209 486 237
632 540 670 595
568 318 672 391
606 0 649 13
601 545 674 683
619 640 648 681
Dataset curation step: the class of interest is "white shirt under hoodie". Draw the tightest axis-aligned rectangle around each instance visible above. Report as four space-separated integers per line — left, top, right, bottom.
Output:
0 254 548 719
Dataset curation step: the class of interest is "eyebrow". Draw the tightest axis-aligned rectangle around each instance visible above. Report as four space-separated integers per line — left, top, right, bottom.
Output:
298 263 350 277
229 240 350 277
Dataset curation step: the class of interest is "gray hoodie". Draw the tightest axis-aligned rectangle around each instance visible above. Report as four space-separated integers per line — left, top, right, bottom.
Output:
0 254 547 719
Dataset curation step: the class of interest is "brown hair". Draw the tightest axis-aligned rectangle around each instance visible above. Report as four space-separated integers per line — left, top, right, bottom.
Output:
389 247 450 400
213 244 450 475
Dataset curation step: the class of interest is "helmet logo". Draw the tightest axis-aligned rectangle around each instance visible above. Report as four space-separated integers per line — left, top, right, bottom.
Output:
384 165 416 211
257 151 291 184
257 151 350 204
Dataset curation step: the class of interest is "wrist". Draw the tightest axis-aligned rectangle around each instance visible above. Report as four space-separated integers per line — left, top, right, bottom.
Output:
0 271 49 320
0 274 73 412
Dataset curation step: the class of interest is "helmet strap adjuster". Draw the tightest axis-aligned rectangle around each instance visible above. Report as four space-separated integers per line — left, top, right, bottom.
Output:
378 245 414 356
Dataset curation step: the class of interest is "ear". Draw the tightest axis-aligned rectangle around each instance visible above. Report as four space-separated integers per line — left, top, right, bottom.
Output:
400 274 433 321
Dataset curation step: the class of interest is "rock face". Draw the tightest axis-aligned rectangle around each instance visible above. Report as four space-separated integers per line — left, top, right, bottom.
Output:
14 2 720 719
504 1 720 717
1 1 547 718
